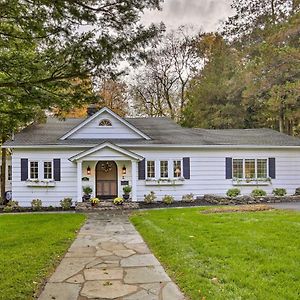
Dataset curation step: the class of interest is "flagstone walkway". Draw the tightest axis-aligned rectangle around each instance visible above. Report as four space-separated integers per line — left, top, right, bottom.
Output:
39 213 185 300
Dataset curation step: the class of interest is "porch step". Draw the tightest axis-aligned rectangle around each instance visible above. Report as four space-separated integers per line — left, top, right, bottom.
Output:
76 201 139 212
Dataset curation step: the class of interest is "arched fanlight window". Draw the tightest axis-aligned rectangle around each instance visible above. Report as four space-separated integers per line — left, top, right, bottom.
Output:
99 119 112 127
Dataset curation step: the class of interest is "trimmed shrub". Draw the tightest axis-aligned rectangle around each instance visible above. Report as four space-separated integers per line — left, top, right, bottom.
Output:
3 200 19 212
251 189 267 197
60 197 73 210
144 191 157 204
182 193 195 202
31 199 43 211
226 188 241 198
272 188 287 197
162 195 174 205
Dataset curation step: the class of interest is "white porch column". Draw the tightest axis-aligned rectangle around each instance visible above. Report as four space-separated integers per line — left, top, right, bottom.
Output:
131 160 137 202
77 160 82 202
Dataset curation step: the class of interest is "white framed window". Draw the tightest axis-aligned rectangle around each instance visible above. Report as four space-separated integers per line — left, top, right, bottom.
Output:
29 161 39 179
160 161 168 178
147 160 155 178
43 161 53 179
233 159 243 178
257 159 268 178
173 160 182 177
245 159 255 179
233 158 268 179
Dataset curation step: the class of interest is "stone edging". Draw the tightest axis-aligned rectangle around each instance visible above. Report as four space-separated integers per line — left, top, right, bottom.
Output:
201 194 300 205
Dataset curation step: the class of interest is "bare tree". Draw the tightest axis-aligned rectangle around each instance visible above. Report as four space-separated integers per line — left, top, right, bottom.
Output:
130 26 201 120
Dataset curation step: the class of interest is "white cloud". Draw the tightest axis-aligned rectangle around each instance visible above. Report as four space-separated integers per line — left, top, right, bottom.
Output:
141 0 234 32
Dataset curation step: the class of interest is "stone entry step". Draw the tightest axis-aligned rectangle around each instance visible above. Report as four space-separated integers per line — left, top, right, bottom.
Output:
76 201 139 212
38 213 185 300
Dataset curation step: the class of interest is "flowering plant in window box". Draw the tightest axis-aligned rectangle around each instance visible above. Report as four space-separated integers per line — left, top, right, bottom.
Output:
26 179 56 187
232 177 271 186
145 178 185 186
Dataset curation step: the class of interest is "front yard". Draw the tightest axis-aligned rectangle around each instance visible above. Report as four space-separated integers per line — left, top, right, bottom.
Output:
131 207 300 300
0 213 85 299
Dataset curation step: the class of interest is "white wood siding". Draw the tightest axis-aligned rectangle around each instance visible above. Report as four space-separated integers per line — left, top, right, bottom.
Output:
11 147 300 206
132 148 300 201
12 149 79 206
67 112 142 139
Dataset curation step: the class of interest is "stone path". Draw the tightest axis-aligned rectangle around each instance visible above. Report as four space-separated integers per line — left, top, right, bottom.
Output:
39 213 185 300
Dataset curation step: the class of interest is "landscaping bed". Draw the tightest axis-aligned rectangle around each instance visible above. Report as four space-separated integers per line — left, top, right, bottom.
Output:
201 204 273 214
201 194 300 205
0 205 75 213
131 207 300 300
137 199 212 209
76 198 212 211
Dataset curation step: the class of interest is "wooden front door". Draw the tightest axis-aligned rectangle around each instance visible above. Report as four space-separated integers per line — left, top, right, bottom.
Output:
96 161 117 199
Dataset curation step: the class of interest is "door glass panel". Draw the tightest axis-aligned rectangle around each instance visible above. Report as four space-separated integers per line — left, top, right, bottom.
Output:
96 161 117 198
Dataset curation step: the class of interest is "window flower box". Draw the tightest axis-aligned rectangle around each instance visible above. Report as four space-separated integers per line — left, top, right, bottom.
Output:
26 179 56 187
145 178 185 186
232 177 271 186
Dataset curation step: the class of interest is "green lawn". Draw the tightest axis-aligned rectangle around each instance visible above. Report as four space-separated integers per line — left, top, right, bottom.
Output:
0 213 86 299
130 208 300 300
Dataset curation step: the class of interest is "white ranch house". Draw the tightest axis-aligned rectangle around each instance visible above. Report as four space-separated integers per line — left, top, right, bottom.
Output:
3 107 300 206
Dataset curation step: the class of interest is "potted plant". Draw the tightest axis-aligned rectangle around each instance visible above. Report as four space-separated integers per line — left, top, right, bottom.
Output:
82 186 93 202
123 185 132 201
90 197 100 207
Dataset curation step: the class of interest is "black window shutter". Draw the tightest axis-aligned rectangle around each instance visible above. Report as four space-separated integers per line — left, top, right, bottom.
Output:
21 158 28 181
183 157 190 179
225 157 233 179
53 159 61 181
138 159 146 180
268 158 276 179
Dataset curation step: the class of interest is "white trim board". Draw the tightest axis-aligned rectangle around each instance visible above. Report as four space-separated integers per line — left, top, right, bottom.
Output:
59 107 151 140
4 144 300 149
69 141 144 162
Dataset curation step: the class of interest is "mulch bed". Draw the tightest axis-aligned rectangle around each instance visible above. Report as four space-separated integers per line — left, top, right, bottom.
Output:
201 204 274 214
138 199 212 209
0 206 75 213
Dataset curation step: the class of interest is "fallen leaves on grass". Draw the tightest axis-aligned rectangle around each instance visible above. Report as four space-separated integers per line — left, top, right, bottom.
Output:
201 205 273 214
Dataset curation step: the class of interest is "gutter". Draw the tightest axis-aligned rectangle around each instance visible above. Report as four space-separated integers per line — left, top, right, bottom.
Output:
2 144 300 149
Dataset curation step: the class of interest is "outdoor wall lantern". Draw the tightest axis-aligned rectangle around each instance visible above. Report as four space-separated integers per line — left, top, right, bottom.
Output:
122 165 127 175
87 166 91 175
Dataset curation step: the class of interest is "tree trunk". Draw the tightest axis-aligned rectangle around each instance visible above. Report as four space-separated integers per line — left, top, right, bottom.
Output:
270 0 276 24
1 146 7 203
279 104 285 133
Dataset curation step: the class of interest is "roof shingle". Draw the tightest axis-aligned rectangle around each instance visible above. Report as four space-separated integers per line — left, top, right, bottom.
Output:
3 116 300 147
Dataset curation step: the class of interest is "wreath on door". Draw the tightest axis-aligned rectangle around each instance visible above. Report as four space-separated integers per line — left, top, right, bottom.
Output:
101 162 113 173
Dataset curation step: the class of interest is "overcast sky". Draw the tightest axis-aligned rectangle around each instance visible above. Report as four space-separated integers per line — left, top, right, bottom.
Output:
141 0 234 32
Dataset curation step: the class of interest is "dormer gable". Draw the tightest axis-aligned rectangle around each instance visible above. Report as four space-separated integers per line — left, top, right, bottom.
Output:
59 107 151 140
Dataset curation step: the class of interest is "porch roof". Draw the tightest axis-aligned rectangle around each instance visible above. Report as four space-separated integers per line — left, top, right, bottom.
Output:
69 141 143 162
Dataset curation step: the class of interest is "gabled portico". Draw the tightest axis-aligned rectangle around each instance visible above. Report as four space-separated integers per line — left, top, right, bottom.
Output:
69 142 143 202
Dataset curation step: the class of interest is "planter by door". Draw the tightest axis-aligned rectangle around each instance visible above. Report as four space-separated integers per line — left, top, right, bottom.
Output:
96 161 118 199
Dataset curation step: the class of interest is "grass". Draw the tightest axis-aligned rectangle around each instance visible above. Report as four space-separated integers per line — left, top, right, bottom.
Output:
130 207 300 300
0 213 86 299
